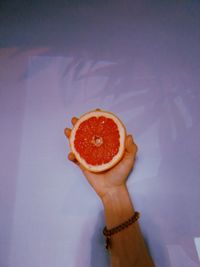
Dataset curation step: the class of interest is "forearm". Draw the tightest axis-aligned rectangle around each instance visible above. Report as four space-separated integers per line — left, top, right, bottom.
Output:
102 185 155 267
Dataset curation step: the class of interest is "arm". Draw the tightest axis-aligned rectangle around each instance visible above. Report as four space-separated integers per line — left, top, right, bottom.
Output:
65 117 155 267
102 186 154 267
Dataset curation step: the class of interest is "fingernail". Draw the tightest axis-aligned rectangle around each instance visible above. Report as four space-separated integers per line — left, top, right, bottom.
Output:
128 135 133 142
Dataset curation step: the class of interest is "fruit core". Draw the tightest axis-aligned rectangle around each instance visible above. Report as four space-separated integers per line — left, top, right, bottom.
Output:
74 116 120 165
92 135 103 147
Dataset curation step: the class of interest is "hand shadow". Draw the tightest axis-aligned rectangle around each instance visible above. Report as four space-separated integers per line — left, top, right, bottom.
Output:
90 210 110 267
74 210 109 267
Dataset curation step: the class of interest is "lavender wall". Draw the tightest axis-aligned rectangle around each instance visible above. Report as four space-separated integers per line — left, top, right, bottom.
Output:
0 1 200 266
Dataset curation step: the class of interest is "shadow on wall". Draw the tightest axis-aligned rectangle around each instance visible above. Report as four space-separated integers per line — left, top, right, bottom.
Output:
90 211 110 267
140 202 171 267
75 211 109 267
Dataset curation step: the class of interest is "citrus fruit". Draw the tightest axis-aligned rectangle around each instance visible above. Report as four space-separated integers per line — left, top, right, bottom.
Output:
69 109 126 172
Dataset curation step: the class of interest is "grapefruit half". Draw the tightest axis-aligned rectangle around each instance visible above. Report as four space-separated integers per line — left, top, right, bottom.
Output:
69 109 126 172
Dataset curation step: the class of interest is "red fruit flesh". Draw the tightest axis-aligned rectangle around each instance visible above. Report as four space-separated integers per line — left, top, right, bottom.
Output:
74 116 120 165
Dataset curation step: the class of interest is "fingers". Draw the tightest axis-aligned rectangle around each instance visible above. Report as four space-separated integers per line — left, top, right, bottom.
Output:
68 152 76 161
68 152 85 170
71 117 78 125
66 116 86 170
64 128 71 138
125 135 138 155
64 116 79 138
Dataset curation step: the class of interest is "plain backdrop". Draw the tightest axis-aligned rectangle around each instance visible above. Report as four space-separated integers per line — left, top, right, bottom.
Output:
0 1 200 266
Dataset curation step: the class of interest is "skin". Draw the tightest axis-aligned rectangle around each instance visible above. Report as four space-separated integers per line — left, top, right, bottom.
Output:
64 116 155 267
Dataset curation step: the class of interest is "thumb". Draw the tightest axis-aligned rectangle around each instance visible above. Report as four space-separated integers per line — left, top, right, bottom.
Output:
125 135 138 155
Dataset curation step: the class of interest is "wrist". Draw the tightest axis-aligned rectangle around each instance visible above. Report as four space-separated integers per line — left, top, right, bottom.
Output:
102 185 135 229
101 185 127 205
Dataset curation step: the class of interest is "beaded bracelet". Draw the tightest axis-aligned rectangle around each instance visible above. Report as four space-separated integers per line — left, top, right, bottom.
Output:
103 211 140 249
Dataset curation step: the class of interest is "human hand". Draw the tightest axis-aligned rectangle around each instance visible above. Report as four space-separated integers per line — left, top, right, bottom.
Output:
64 117 138 200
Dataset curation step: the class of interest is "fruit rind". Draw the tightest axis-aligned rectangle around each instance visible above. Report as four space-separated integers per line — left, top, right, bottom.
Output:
69 109 126 172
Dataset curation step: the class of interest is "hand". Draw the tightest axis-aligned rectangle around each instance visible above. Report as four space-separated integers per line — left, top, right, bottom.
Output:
64 117 138 200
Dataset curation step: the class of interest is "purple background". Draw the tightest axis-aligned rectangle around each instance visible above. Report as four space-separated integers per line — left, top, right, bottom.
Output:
0 1 200 266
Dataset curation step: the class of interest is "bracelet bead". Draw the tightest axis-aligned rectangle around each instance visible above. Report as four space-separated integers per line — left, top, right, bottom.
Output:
103 211 140 249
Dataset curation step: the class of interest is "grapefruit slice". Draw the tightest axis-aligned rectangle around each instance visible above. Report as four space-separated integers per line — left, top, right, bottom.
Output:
69 109 126 172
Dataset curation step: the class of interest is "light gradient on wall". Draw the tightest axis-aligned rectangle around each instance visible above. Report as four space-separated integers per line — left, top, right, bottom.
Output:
0 1 200 266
